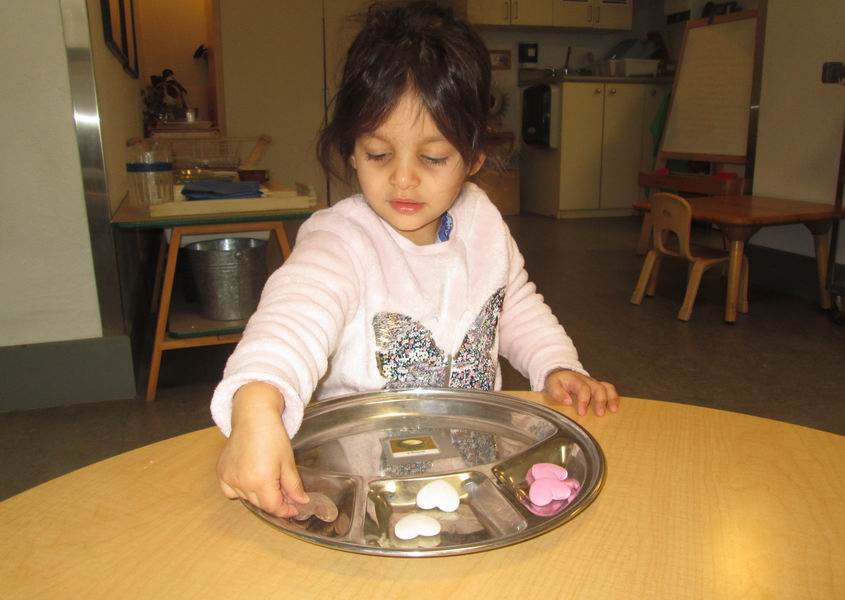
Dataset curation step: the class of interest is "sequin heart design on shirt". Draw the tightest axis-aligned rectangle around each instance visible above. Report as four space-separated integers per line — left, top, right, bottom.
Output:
373 288 505 390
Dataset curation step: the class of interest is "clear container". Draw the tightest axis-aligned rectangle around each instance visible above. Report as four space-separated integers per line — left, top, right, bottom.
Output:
126 141 174 207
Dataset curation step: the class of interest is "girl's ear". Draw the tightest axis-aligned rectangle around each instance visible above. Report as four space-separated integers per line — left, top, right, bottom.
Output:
467 152 486 176
350 154 358 170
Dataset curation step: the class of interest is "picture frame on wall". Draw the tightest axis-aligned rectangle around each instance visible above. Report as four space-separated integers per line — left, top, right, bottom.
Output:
100 0 139 78
490 50 512 71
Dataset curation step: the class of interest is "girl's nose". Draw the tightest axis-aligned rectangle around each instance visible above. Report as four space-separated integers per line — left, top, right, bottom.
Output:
389 159 419 190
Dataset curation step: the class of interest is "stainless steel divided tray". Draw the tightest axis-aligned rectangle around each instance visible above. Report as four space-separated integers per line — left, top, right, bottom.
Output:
244 389 606 557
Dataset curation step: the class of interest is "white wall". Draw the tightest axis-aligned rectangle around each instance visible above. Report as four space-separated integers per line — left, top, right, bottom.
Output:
0 1 101 346
137 0 212 121
752 0 845 262
88 0 145 214
219 0 327 202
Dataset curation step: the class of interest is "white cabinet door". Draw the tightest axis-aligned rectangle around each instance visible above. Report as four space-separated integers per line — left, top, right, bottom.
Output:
595 0 632 30
553 0 593 27
600 84 645 209
511 0 554 26
553 0 631 29
469 0 553 26
560 83 604 210
467 0 511 25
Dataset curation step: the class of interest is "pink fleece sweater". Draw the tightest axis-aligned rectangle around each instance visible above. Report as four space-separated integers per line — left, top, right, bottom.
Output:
210 183 586 438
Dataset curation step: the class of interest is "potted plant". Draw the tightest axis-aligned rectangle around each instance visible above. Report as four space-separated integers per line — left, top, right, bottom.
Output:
141 69 188 132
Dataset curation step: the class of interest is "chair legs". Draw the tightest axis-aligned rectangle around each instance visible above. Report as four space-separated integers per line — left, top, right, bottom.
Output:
678 261 707 321
633 255 748 321
646 256 662 297
631 250 658 305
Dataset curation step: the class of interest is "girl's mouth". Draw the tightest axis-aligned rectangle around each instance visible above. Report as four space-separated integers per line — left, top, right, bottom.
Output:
389 199 423 214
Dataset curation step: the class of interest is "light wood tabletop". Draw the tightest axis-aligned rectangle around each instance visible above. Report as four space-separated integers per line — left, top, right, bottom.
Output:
633 195 842 322
2 393 844 599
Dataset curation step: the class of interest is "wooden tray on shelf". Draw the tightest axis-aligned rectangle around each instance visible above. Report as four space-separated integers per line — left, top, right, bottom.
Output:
149 183 317 218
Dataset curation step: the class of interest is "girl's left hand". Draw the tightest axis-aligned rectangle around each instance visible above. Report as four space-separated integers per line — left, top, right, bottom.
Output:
543 370 619 416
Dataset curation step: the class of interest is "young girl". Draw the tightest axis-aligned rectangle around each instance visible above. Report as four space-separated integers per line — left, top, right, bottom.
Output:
212 0 618 518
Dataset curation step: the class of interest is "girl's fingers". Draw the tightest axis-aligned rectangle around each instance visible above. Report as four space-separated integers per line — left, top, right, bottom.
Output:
603 382 620 412
246 490 262 511
219 480 240 499
280 467 309 506
591 381 608 416
255 479 293 518
573 380 592 416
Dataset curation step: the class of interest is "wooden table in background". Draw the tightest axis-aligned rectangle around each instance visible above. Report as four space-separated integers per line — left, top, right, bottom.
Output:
111 195 316 401
633 195 842 322
2 393 843 599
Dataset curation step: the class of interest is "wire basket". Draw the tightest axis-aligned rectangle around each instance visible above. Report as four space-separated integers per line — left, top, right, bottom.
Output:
168 137 255 171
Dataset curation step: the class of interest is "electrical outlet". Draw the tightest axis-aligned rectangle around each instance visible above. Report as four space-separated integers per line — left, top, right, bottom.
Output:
821 62 844 84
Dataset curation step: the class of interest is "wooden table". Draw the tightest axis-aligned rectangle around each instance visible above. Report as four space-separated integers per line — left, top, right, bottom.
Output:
633 195 842 322
112 196 316 400
2 392 843 599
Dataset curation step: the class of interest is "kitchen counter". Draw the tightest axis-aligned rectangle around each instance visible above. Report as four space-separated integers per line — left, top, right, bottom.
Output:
518 71 674 87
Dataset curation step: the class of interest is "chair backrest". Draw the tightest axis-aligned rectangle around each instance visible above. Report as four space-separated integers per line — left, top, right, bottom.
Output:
651 193 694 260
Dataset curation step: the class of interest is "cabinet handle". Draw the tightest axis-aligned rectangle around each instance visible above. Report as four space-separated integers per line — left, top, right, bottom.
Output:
502 1 508 20
609 88 617 95
594 88 602 95
587 6 592 22
513 1 518 20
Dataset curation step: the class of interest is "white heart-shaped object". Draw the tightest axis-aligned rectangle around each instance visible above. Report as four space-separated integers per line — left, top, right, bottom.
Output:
416 480 460 512
394 513 442 540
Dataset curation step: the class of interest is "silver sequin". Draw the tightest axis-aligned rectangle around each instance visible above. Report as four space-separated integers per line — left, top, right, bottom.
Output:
373 288 506 391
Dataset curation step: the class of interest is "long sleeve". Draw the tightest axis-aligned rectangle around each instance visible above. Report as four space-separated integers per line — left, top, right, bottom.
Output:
497 229 587 391
210 228 362 438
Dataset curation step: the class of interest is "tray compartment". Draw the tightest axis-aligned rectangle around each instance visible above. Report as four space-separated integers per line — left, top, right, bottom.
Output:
491 434 594 518
247 468 359 539
364 471 526 550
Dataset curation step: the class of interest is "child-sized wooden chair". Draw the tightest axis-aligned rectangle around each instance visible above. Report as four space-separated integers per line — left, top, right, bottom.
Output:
630 193 749 321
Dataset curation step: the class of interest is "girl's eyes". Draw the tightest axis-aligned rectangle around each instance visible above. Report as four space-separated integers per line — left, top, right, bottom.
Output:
364 152 449 166
422 155 449 166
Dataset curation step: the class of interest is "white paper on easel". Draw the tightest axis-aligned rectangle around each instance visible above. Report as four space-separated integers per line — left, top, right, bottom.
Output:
661 17 757 160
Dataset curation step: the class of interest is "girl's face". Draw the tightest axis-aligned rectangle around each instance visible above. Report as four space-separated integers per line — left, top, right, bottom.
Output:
351 91 484 245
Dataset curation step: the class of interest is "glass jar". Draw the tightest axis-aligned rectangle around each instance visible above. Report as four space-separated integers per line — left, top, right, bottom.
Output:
126 141 174 207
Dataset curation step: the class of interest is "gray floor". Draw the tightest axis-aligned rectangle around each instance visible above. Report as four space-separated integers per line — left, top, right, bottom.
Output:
2 215 844 501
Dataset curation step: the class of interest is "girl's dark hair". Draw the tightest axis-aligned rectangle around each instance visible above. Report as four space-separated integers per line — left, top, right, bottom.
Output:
318 1 503 181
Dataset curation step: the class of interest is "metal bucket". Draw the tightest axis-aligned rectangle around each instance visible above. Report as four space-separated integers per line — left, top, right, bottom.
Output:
186 238 268 320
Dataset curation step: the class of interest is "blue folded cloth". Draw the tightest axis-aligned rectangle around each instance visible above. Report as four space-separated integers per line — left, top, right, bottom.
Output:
181 180 262 200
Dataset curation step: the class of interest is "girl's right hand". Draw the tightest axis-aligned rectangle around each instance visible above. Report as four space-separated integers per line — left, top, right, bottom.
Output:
217 382 309 518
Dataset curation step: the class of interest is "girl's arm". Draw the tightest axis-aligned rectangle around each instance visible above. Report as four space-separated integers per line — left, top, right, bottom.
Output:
211 228 362 516
497 230 619 416
497 231 586 390
211 228 362 439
